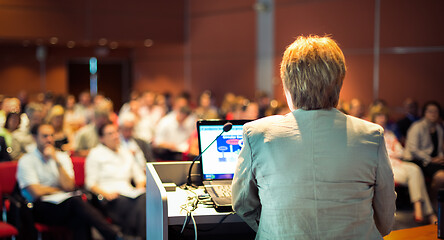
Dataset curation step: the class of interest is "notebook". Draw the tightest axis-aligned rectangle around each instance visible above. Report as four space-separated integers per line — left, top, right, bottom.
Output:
197 119 251 212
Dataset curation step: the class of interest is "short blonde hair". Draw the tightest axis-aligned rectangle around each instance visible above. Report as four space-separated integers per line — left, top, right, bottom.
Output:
280 35 346 110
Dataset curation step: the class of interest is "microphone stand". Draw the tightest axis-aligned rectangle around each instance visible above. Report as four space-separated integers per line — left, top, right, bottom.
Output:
186 123 232 187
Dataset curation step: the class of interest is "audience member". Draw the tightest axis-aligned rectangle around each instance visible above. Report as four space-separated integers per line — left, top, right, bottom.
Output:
255 91 271 118
136 91 165 143
153 93 196 156
86 122 146 239
219 92 236 119
396 98 420 145
119 112 155 168
46 105 74 152
0 136 11 162
73 105 110 157
64 94 84 132
195 90 219 120
348 98 365 119
16 124 123 240
73 91 94 125
0 112 22 159
154 96 196 153
370 106 437 224
404 101 444 207
232 35 395 238
13 102 44 155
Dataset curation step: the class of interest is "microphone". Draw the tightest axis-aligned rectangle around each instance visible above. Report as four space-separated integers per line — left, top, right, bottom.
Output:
187 122 233 187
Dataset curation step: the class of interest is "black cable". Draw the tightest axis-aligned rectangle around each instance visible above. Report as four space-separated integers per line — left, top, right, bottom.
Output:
196 212 235 232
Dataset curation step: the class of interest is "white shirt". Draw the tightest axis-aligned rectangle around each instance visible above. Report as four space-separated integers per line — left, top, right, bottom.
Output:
85 144 145 195
120 135 147 171
16 148 74 202
154 111 196 152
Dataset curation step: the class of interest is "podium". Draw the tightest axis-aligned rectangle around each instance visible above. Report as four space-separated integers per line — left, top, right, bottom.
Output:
146 161 254 240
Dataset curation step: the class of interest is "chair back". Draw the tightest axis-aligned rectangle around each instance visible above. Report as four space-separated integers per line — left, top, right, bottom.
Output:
0 161 18 195
71 156 85 188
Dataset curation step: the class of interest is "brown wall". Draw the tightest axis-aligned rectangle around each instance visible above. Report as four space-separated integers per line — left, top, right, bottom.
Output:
188 0 256 104
0 0 443 116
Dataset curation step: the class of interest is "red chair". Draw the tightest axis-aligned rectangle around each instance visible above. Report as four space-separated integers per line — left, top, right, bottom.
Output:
0 185 18 240
0 161 69 240
71 156 86 188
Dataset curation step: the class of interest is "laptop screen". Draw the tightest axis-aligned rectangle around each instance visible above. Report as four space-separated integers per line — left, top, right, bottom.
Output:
197 120 251 181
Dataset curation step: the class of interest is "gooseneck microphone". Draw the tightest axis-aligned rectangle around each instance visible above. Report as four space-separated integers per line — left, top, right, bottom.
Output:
187 122 233 187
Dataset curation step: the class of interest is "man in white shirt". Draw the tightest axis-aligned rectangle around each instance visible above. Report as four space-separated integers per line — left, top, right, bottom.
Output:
154 105 196 158
119 112 154 168
16 124 122 240
86 122 146 239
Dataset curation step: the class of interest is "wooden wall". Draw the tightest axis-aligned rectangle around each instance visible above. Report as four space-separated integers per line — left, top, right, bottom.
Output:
0 0 443 115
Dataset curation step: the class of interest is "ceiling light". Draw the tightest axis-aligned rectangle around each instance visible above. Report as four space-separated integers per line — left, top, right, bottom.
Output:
144 39 153 47
98 38 108 46
67 41 76 48
49 37 58 45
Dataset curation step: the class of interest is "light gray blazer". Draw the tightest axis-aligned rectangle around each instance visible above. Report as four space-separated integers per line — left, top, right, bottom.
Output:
403 118 444 166
232 108 396 240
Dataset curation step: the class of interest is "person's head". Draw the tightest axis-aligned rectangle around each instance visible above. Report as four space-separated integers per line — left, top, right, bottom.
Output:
176 106 192 124
5 111 21 132
349 98 365 118
93 105 111 128
403 98 418 116
2 97 21 114
119 113 136 140
65 94 76 110
98 122 120 151
199 90 213 108
242 102 259 120
78 91 91 106
46 105 65 130
31 124 55 153
369 105 389 128
173 92 191 111
422 101 442 124
141 91 156 107
280 35 346 110
25 102 44 128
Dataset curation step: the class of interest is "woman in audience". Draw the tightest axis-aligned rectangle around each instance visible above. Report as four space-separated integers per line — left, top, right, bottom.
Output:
404 101 444 208
46 105 74 152
194 90 219 120
370 106 437 223
0 111 22 159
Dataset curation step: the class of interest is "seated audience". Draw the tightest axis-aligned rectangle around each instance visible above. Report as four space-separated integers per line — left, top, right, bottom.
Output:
86 122 146 239
154 94 196 159
119 112 155 167
371 107 437 223
136 91 165 143
73 105 110 157
396 98 420 145
13 102 44 155
46 105 74 152
0 112 22 159
73 91 94 125
404 101 444 207
0 136 11 162
16 124 123 240
194 90 219 120
232 35 395 238
348 98 366 119
64 94 84 132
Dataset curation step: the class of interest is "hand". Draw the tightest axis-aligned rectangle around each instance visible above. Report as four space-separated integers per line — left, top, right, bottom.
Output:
431 156 444 165
43 145 56 160
102 192 119 201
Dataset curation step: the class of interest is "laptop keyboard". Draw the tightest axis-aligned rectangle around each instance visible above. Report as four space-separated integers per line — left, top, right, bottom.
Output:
214 185 232 198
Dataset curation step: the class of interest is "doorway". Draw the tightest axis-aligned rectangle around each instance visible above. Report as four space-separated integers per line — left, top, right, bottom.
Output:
68 60 131 112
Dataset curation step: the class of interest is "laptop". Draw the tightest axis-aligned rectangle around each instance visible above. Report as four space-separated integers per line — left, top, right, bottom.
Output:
197 119 251 212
